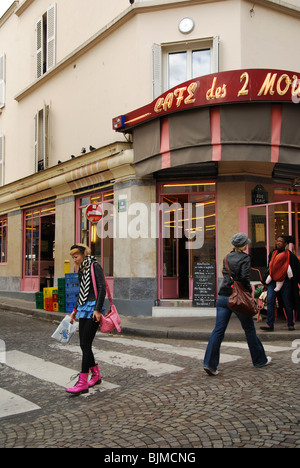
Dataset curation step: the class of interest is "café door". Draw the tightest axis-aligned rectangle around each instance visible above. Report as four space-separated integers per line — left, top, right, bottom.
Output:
158 182 216 300
239 201 292 275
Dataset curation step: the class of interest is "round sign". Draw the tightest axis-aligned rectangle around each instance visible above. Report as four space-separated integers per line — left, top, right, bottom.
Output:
86 204 103 223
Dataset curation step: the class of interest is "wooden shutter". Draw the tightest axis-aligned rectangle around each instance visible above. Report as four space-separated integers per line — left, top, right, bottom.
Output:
47 4 56 71
0 134 4 186
34 112 39 172
43 104 49 169
0 54 5 108
36 17 43 78
212 36 219 73
152 44 162 99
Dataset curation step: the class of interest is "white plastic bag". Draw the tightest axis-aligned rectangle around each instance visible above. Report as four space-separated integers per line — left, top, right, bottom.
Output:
51 315 79 344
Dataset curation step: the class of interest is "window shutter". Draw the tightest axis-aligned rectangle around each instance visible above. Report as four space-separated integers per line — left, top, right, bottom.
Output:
34 112 39 172
47 4 56 71
0 54 5 108
36 18 43 78
212 36 220 73
43 104 49 169
0 134 4 186
152 44 162 99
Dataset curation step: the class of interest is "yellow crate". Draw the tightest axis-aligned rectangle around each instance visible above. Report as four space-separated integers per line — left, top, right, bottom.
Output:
43 287 58 308
53 302 59 312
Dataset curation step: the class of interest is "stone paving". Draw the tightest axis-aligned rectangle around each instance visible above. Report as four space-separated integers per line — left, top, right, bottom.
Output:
0 310 299 449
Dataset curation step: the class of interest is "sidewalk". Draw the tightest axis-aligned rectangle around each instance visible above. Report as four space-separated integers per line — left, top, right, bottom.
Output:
0 296 298 342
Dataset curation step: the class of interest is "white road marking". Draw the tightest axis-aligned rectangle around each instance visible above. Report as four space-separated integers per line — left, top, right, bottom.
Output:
96 336 241 364
0 388 40 419
5 350 119 391
219 342 293 353
51 343 184 377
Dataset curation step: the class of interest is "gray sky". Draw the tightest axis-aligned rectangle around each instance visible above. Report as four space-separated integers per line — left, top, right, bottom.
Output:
0 0 15 18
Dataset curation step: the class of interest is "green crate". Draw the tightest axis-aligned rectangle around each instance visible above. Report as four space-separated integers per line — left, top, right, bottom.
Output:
35 292 44 309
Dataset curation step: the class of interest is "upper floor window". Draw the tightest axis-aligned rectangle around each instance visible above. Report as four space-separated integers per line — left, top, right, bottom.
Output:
0 54 5 109
153 37 219 98
36 3 56 78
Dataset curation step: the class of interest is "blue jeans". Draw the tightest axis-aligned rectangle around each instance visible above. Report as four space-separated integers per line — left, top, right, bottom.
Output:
204 296 267 371
267 279 294 328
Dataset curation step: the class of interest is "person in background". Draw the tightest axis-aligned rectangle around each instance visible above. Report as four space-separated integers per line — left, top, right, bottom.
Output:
261 235 300 332
203 233 271 376
66 243 106 395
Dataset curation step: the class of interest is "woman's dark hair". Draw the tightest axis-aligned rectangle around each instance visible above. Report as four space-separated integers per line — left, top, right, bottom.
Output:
277 235 294 244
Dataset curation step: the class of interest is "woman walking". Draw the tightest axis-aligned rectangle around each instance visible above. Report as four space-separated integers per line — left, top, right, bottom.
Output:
203 233 271 376
261 235 300 332
66 243 106 395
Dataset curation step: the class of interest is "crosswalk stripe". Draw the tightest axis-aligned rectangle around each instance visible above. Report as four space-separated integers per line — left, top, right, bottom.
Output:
51 343 184 377
96 336 241 364
5 350 119 391
217 342 293 353
0 388 41 419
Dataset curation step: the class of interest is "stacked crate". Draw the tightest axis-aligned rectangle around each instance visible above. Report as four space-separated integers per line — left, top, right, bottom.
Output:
43 287 58 311
57 278 66 312
35 292 44 310
65 273 80 314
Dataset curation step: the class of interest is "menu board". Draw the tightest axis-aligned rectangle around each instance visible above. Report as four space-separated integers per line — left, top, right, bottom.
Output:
193 262 216 307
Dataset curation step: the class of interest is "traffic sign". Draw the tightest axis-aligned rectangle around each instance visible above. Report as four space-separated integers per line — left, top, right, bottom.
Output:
86 204 103 223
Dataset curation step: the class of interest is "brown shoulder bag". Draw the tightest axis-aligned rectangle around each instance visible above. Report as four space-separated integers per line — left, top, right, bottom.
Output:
224 256 257 318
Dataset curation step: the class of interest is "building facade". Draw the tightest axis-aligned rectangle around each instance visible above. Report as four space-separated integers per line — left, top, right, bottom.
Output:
0 0 299 316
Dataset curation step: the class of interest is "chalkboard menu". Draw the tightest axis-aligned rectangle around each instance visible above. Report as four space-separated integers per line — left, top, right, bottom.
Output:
193 262 216 307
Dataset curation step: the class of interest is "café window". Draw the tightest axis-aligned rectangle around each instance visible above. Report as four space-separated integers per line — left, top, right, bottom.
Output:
76 189 114 277
153 37 219 98
0 216 7 263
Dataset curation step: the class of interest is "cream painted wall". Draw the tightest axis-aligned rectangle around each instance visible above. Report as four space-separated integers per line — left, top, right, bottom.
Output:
54 197 75 278
2 0 300 185
114 182 157 278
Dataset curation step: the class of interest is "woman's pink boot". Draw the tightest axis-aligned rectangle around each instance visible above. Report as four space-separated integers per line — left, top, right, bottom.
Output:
66 373 89 395
88 364 102 388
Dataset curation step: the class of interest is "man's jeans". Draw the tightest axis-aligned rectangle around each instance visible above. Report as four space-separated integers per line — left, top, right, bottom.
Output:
204 296 267 371
267 279 295 328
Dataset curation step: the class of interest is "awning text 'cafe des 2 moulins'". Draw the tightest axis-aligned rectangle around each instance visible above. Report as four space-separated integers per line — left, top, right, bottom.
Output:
112 68 300 317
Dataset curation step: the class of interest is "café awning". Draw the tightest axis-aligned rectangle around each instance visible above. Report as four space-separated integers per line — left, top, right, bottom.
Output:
113 69 300 177
133 102 300 177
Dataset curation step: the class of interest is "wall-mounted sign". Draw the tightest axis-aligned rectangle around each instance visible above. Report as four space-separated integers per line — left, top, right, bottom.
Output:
118 199 127 213
113 68 300 131
252 185 269 205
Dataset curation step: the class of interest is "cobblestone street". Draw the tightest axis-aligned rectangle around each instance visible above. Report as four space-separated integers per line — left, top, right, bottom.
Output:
0 310 299 449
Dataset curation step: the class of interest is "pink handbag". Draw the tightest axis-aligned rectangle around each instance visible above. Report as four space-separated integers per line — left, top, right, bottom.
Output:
91 263 121 333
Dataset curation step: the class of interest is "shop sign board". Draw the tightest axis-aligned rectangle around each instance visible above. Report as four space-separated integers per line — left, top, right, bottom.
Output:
86 204 103 223
113 68 300 132
193 262 216 308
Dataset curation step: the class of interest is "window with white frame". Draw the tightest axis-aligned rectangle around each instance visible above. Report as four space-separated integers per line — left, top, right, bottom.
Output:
0 54 5 109
0 134 4 186
34 105 49 172
36 3 56 78
152 37 219 98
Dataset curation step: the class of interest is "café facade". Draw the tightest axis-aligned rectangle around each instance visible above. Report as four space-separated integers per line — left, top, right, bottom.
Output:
112 68 300 316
